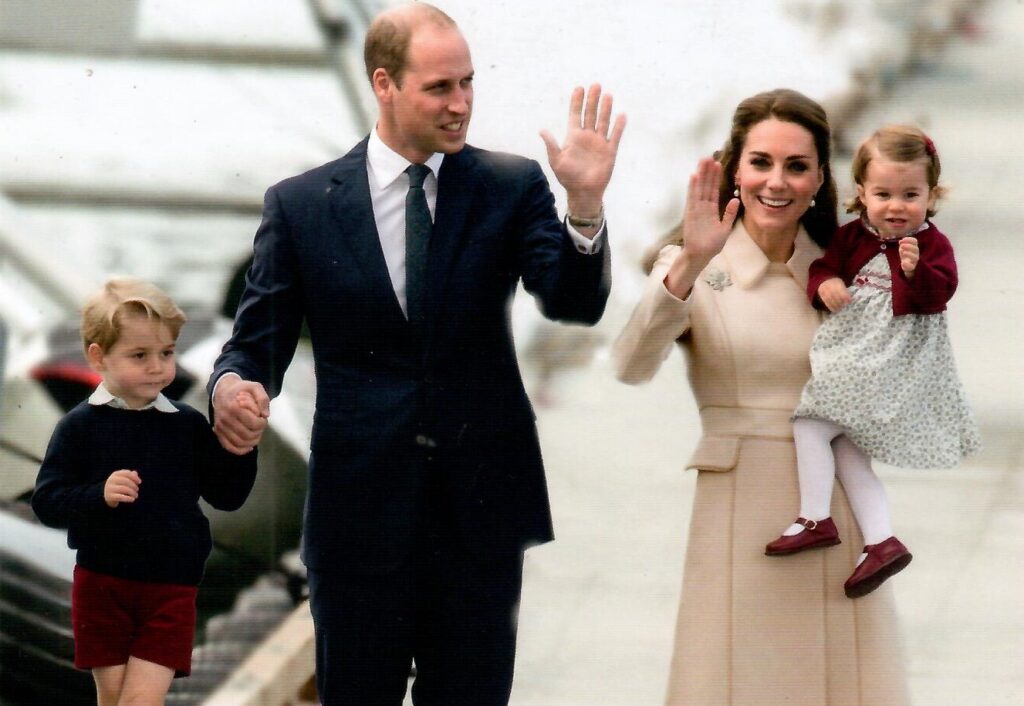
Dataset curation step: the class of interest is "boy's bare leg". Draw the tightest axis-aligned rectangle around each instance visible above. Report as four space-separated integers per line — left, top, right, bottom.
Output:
93 664 127 706
117 656 175 705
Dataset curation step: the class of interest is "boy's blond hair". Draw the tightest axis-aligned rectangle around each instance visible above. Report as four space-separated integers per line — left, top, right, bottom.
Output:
81 277 187 353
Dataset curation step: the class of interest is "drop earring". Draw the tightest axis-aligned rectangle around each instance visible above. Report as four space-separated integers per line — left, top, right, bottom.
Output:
810 198 816 208
733 187 740 198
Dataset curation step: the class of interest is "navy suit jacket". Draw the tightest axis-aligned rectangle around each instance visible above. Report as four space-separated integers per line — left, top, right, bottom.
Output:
210 137 610 573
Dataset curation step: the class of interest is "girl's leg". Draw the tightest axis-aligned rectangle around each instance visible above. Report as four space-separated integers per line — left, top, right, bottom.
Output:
833 434 893 549
116 656 175 705
783 417 844 535
92 664 126 706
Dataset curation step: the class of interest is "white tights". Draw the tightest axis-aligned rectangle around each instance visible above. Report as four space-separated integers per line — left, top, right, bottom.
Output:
785 417 893 547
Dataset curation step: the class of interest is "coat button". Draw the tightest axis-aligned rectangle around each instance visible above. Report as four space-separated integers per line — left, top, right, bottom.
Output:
415 434 438 448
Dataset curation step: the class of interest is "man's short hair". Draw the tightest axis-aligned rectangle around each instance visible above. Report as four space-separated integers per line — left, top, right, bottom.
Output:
81 277 186 353
363 3 456 87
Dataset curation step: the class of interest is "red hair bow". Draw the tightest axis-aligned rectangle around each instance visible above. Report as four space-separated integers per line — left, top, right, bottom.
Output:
923 135 937 157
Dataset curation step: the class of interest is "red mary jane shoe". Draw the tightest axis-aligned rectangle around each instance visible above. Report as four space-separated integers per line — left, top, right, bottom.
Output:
844 536 913 599
765 517 841 556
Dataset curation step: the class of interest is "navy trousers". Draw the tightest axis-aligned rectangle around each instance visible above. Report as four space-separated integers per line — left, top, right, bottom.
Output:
307 457 525 706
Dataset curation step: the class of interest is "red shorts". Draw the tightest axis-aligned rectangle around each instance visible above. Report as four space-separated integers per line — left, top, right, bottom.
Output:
71 565 198 676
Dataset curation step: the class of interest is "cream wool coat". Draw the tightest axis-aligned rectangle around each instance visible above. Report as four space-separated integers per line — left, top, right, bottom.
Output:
614 223 908 706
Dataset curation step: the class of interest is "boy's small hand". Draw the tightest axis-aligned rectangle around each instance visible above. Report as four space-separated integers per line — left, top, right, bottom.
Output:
899 237 919 278
104 469 141 508
236 392 263 416
817 277 852 312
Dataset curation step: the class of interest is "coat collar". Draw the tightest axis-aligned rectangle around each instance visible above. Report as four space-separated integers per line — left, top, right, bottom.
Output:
719 220 821 292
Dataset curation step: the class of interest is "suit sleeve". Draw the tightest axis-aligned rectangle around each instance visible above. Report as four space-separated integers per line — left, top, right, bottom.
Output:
516 160 610 325
901 230 958 310
209 187 306 401
32 414 108 529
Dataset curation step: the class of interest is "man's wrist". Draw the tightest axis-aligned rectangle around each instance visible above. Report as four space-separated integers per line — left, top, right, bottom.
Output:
566 207 604 229
211 372 242 408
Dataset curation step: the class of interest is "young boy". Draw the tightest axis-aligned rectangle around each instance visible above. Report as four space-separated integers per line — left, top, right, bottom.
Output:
32 278 258 706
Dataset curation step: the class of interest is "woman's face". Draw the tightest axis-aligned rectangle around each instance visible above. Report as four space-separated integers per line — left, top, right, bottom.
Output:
734 118 824 243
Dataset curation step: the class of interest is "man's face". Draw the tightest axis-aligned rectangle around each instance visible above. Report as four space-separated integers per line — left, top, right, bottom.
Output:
376 24 474 163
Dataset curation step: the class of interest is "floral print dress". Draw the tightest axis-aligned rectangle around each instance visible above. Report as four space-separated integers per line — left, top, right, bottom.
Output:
794 251 981 467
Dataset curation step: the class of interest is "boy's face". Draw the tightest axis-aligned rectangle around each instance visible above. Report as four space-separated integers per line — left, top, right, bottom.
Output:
87 313 177 409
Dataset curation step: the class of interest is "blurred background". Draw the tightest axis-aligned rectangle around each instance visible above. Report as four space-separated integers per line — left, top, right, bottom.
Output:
0 0 1019 704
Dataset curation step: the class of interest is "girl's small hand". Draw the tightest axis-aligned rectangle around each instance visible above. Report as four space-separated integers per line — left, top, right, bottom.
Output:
104 469 141 508
817 277 852 312
899 237 919 278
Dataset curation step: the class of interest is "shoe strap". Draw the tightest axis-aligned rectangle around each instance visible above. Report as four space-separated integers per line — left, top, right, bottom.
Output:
796 517 820 531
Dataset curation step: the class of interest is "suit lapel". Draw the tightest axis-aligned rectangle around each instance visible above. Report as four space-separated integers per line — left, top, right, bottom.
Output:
327 138 407 325
428 149 478 323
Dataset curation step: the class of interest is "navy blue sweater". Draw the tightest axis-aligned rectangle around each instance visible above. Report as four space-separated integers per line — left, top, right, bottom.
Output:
32 401 257 585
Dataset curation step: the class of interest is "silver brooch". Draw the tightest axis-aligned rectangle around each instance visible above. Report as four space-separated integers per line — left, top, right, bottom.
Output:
704 268 733 291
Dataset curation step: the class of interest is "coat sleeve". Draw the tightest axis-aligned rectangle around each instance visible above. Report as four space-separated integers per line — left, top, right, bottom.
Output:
31 413 108 529
515 160 610 325
612 245 692 385
209 186 306 401
901 229 958 310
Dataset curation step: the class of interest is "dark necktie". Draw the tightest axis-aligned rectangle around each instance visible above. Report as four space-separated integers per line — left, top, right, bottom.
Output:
405 164 432 337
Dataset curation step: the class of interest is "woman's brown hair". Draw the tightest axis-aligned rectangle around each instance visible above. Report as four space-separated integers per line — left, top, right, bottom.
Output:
645 88 838 272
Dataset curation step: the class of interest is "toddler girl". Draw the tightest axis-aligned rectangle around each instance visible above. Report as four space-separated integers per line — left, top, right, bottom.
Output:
765 125 980 598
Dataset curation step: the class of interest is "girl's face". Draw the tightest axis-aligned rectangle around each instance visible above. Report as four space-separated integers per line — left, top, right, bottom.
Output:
857 156 936 240
734 118 824 243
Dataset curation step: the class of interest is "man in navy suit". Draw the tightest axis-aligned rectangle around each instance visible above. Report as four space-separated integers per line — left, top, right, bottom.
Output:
209 3 625 704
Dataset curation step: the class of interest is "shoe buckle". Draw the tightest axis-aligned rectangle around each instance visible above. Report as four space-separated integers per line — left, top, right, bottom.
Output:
801 518 818 531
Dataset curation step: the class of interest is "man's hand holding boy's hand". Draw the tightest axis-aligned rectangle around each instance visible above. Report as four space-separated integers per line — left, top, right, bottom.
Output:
104 469 141 508
212 375 270 455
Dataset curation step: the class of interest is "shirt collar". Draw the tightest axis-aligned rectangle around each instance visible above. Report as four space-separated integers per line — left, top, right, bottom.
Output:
367 128 445 189
862 218 930 241
720 220 821 292
88 382 178 413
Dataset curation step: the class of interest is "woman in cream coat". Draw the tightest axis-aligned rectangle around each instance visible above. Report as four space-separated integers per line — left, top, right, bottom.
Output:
614 89 908 705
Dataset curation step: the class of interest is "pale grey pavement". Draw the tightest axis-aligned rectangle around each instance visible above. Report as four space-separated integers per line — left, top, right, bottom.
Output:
506 2 1024 704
